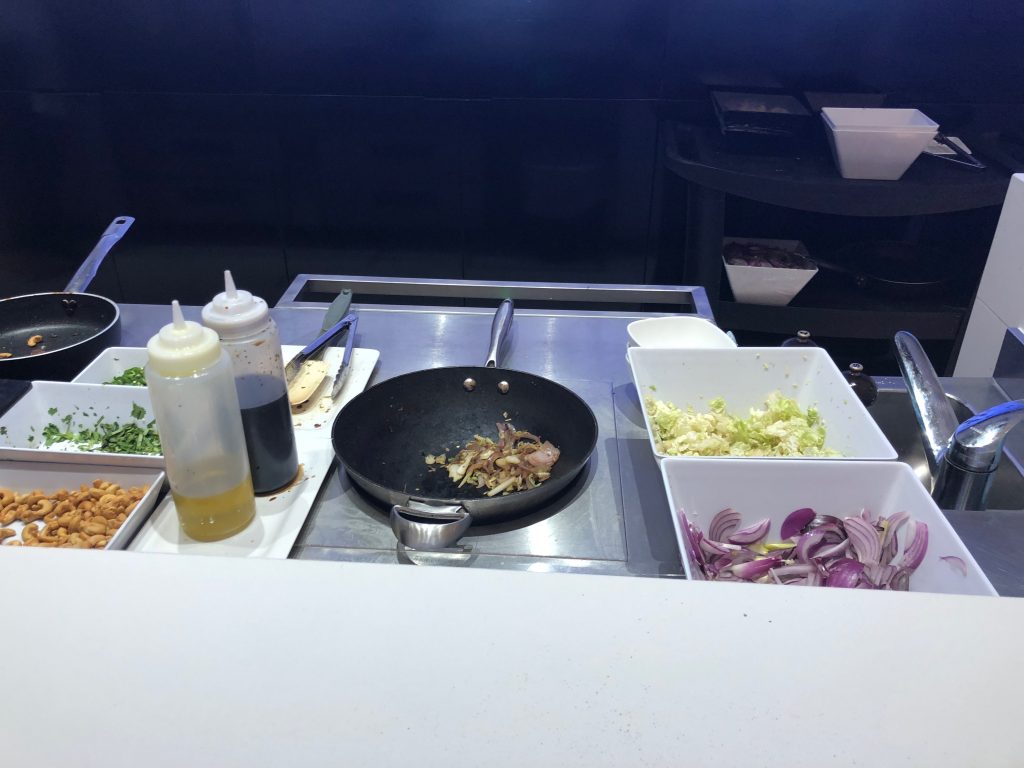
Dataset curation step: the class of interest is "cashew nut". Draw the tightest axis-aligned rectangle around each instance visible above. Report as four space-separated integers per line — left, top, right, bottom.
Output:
26 334 43 347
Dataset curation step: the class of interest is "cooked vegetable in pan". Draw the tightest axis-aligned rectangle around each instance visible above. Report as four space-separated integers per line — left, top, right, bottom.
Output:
426 422 560 497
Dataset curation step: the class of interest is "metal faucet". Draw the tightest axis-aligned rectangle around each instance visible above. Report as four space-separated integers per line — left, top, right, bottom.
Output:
894 331 1024 510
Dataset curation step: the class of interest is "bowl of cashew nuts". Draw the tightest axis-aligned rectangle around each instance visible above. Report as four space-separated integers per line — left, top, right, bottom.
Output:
0 463 164 550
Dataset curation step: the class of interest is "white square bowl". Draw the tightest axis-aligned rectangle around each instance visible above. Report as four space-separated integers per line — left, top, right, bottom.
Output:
72 347 149 385
661 458 996 596
628 346 896 460
822 107 938 180
0 382 162 467
722 237 818 306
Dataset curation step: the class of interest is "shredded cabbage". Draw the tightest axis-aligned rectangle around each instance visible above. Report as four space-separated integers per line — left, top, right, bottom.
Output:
645 391 839 457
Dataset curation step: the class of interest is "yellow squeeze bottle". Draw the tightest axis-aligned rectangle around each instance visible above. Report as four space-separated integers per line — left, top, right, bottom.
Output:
145 301 255 541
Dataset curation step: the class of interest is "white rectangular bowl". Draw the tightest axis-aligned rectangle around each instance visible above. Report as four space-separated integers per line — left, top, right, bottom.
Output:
0 460 165 550
628 346 896 460
722 237 818 306
822 107 938 180
72 347 149 385
661 458 996 596
0 382 162 467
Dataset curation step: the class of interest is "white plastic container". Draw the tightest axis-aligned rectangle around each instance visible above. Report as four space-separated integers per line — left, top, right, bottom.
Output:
822 107 938 180
722 237 818 306
660 457 996 596
73 347 149 385
628 346 896 460
0 381 161 467
626 316 736 349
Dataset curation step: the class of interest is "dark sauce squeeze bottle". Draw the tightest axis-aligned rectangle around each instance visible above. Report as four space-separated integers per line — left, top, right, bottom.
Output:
202 271 299 494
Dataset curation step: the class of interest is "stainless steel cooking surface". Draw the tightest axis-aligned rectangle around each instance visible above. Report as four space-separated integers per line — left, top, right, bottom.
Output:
120 277 710 578
116 276 1024 595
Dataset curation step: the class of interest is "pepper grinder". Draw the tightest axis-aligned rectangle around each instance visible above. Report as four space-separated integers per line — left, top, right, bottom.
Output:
844 362 878 407
781 329 818 348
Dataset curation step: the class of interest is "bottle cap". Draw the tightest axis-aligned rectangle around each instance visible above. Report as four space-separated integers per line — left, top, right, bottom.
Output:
201 270 269 338
147 301 222 377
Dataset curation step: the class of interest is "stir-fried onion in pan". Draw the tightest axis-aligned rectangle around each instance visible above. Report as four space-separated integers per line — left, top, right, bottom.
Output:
424 423 560 497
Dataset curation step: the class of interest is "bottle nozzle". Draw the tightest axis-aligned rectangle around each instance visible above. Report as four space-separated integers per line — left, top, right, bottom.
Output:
224 270 237 299
171 300 187 330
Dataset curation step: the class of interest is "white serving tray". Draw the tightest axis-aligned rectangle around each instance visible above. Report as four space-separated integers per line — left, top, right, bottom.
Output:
282 345 380 437
128 435 334 558
661 457 996 596
74 345 380 439
628 346 896 460
0 382 162 467
0 460 165 550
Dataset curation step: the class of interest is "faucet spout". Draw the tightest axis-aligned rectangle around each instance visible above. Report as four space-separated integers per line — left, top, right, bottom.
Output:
894 331 960 475
946 400 1024 473
895 330 1024 511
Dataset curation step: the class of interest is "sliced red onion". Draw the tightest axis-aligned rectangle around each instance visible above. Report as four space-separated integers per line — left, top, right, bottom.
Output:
844 515 882 565
679 510 707 575
780 507 816 540
727 517 771 545
709 508 742 542
769 563 816 579
865 563 897 588
729 557 781 581
795 531 826 563
808 522 844 542
881 510 910 548
685 506 926 590
825 557 865 588
700 537 740 556
940 555 968 577
890 568 911 591
814 538 849 560
899 521 929 570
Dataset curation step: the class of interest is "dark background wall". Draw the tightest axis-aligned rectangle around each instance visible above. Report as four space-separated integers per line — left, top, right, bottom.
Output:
1 1 1022 305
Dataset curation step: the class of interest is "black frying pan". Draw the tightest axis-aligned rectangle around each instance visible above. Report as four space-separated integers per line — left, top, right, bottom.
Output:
0 217 133 381
814 240 957 300
331 300 599 529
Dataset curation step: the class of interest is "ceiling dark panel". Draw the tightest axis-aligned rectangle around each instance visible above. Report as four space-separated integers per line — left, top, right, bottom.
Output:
0 1 253 92
250 0 668 98
663 0 1024 104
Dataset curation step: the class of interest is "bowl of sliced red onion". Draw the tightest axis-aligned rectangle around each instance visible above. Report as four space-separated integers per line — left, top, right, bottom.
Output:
661 458 996 596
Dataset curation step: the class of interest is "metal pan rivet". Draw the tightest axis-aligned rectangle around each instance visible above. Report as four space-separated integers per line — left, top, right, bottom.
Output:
463 378 476 391
498 381 510 394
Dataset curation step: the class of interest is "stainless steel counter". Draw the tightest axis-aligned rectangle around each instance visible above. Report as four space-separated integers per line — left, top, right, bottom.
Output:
120 291 1024 596
121 291 691 580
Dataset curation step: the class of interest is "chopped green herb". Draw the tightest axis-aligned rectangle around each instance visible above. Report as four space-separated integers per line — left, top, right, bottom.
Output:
104 366 147 386
1 426 8 436
40 407 161 455
47 406 58 416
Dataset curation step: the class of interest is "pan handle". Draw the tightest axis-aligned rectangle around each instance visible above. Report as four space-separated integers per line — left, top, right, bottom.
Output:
485 298 514 368
390 504 473 550
64 216 135 293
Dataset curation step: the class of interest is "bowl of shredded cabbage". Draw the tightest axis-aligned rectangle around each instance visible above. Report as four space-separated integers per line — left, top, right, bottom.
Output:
628 347 895 460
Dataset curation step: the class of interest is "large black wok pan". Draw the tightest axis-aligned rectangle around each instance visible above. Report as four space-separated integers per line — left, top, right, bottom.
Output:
332 300 598 538
0 217 133 381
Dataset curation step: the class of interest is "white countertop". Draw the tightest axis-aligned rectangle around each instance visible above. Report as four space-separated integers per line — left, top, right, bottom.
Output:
3 549 1022 767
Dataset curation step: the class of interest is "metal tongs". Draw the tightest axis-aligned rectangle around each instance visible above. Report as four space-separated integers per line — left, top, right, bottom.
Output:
284 290 359 401
932 133 986 169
